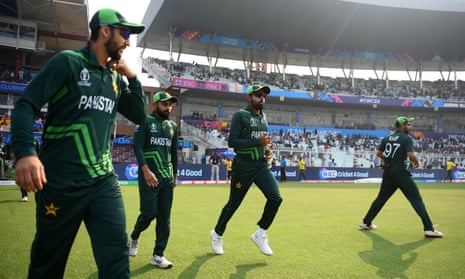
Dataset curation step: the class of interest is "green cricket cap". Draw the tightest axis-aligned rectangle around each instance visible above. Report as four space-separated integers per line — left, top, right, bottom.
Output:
89 8 145 34
395 116 414 126
247 85 271 94
153 91 177 103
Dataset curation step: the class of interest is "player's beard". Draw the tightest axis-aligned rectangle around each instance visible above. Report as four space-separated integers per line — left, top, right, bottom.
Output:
155 105 170 120
105 32 124 61
251 101 264 111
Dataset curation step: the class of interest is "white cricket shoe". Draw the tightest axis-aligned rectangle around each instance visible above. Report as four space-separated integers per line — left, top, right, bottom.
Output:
251 232 273 256
128 232 139 256
151 255 173 269
210 230 224 255
359 222 377 230
424 230 443 238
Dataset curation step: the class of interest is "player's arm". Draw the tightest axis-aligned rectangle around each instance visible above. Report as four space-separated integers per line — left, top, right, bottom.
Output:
407 152 419 168
405 137 419 168
139 163 158 188
133 122 148 169
117 73 147 125
171 124 179 186
11 52 70 191
376 138 388 169
12 52 70 161
133 122 158 187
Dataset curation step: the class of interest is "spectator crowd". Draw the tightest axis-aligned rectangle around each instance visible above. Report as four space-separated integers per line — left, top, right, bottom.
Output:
147 58 465 102
1 61 464 171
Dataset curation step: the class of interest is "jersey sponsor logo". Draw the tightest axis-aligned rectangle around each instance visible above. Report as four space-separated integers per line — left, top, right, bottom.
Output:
150 137 172 147
78 95 115 113
77 68 91 87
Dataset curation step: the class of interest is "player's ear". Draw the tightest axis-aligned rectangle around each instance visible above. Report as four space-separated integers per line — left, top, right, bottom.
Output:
100 24 112 39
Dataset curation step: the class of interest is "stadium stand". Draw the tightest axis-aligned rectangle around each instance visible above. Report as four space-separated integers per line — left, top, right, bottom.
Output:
1 0 464 173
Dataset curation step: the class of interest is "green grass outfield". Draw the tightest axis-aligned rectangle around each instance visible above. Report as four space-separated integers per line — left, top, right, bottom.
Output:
1 182 464 279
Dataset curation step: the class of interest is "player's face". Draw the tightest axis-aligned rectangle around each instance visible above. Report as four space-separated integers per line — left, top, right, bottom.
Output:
402 122 411 133
105 26 130 61
248 90 267 110
154 101 174 120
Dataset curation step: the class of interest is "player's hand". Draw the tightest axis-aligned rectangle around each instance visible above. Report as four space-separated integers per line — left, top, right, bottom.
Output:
144 171 159 188
109 59 136 78
259 134 272 146
14 155 47 192
264 149 273 161
173 174 178 188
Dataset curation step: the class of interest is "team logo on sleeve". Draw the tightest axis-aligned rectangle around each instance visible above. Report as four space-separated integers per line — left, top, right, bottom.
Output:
77 68 91 87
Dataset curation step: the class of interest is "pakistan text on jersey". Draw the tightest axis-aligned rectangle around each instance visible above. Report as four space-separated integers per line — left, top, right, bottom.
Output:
251 131 268 139
150 137 172 147
78 95 115 113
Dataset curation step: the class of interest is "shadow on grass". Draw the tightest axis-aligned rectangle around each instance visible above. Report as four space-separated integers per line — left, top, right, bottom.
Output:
87 271 98 279
130 263 156 277
358 231 434 278
87 263 154 279
0 199 24 203
230 262 267 279
178 253 216 279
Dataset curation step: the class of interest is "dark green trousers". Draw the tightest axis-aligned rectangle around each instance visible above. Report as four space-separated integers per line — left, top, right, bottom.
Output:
29 174 129 279
363 168 434 231
214 157 283 235
130 177 174 257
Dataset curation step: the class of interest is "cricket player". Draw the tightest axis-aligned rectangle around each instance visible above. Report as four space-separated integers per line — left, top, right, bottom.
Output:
210 85 283 256
12 8 146 278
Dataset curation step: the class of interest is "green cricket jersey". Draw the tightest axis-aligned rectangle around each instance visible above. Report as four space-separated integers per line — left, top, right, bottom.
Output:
378 130 413 170
11 45 146 180
228 106 268 160
133 113 178 179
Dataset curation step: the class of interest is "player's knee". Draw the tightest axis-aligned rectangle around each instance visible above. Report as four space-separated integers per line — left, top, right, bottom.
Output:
141 210 158 220
269 195 283 207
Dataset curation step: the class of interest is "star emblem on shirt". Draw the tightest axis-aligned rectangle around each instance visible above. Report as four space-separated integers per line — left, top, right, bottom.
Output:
44 202 60 217
235 182 242 189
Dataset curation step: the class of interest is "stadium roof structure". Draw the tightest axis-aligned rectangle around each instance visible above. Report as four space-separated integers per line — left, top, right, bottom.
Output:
1 0 88 53
138 0 465 72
